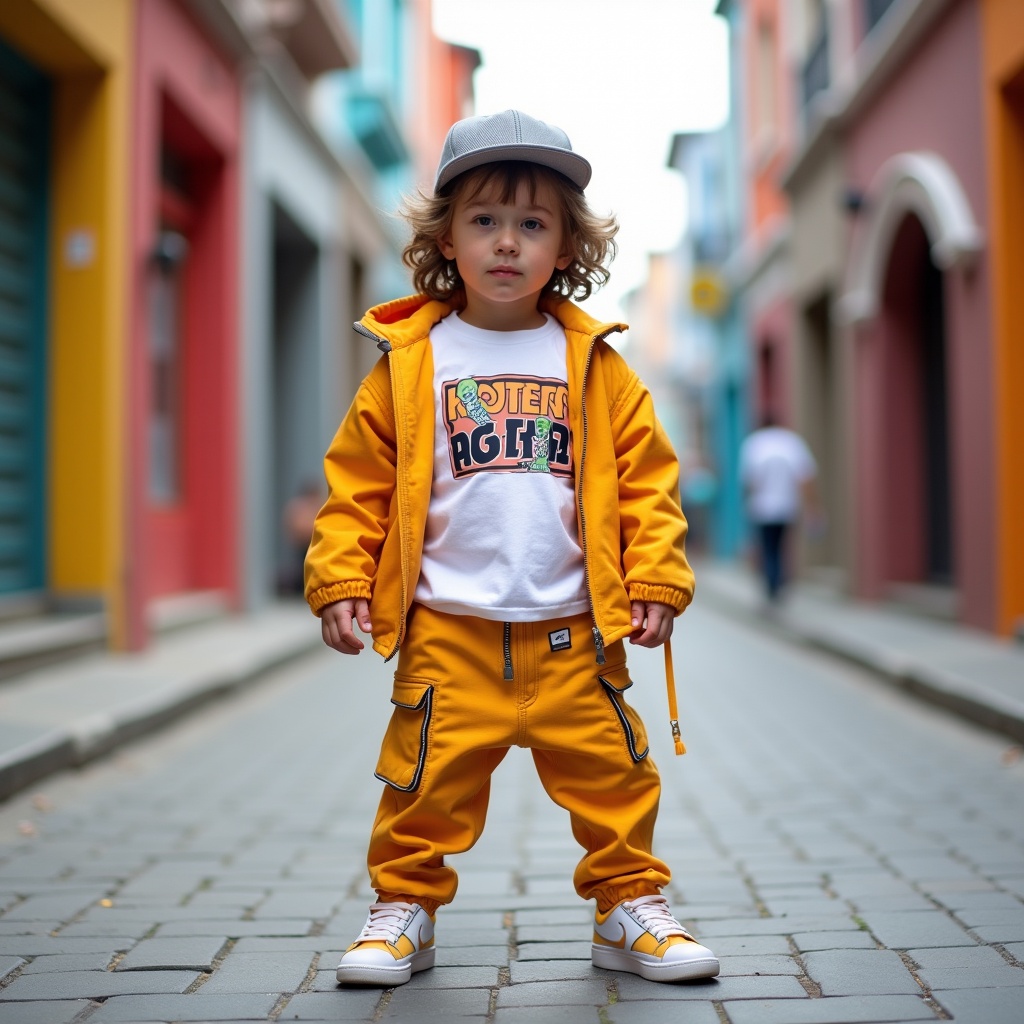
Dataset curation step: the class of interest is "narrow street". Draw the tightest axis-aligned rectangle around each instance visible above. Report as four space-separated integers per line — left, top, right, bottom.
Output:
0 603 1021 1023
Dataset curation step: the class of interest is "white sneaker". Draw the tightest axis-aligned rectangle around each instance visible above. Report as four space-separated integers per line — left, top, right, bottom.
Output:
336 901 436 985
592 894 720 982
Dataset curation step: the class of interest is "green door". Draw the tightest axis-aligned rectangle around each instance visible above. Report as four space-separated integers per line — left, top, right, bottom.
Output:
0 39 49 598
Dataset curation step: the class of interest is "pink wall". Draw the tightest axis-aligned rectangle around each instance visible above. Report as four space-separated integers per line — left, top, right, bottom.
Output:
125 0 240 647
844 0 996 628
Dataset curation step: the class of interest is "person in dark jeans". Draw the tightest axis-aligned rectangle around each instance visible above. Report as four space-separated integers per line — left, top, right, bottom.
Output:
739 415 820 603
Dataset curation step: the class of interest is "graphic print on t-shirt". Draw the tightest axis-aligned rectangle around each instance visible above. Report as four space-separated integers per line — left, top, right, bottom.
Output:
441 374 573 478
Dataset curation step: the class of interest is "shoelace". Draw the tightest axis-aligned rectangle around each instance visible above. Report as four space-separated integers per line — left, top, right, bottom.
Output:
627 895 691 942
355 901 416 944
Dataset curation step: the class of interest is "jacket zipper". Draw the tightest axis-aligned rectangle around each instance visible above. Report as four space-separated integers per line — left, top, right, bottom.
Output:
577 327 620 667
355 320 403 660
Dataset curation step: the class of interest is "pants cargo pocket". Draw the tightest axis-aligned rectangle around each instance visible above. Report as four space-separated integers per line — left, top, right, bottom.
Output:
374 677 434 792
599 666 650 763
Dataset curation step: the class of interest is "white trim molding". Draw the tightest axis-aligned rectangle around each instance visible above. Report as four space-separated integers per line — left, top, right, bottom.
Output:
838 151 984 325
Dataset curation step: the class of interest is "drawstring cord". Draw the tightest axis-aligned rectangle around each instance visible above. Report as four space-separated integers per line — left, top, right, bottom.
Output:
664 638 686 756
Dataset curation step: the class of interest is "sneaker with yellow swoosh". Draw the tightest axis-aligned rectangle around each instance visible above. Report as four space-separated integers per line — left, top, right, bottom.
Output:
336 901 436 985
592 895 719 982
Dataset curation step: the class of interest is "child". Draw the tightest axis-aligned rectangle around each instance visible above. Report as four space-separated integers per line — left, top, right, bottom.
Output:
305 109 719 987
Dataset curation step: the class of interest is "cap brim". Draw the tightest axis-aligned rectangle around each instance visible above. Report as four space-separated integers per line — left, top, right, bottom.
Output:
435 144 592 194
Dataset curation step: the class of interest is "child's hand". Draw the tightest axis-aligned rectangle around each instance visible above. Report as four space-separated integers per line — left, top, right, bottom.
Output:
321 598 372 655
628 601 675 648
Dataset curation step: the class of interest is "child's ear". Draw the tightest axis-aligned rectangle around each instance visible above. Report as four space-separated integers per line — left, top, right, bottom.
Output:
437 231 456 260
554 249 573 271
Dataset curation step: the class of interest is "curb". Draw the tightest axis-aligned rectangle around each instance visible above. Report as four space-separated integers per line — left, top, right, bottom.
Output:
696 575 1024 747
0 626 323 803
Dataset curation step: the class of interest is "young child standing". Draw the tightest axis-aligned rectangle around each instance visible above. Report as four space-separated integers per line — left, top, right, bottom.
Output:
305 109 719 987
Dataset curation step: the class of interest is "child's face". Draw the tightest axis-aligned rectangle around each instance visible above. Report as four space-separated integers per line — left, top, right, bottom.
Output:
438 175 573 330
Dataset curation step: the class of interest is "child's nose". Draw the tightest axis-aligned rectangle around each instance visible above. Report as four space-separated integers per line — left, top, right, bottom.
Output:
495 230 518 254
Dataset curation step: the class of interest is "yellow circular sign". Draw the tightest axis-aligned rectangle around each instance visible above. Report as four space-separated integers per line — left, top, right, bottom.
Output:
690 269 728 316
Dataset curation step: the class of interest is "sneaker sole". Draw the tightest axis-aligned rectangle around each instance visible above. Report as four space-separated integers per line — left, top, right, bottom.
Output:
336 947 435 986
592 945 720 982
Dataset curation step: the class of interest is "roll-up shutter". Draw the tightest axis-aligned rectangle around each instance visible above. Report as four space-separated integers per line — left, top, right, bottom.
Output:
0 40 49 597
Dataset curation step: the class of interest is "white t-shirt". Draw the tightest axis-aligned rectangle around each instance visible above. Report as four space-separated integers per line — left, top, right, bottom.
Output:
414 312 589 621
739 426 817 524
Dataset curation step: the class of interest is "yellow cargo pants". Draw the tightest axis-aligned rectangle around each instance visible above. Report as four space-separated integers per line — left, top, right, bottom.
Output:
367 604 671 914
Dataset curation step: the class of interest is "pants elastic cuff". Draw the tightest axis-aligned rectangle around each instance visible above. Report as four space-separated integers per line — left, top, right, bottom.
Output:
591 884 662 914
375 891 441 918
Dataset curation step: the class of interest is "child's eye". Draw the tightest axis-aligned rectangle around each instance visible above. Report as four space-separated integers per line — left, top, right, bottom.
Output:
474 215 494 226
523 219 542 230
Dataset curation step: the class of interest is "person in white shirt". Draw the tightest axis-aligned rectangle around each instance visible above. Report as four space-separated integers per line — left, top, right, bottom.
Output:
739 414 819 602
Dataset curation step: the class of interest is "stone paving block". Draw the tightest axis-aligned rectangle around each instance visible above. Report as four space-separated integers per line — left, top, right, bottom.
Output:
276 989 383 1021
252 890 342 918
514 907 591 926
791 930 878 952
723 994 939 1023
20 953 112 972
493 1009 601 1024
859 911 977 948
55 919 157 940
400 965 499 989
154 917 314 937
508 959 603 983
604 1003 721 1024
711 934 793 955
1003 940 1024 962
517 924 588 943
0 999 93 1023
494 978 612 1007
115 935 229 971
0 954 24 979
908 945 1012 970
918 965 1024 990
199 949 314 993
970 921 1024 944
442 927 512 948
84 991 282 1021
696 915 860 938
0 936 134 956
0 968 199 1000
616 973 805 1001
721 953 801 975
438 945 510 967
803 949 921 995
382 986 493 1017
516 940 592 960
933 987 1024 1024
0 889 105 923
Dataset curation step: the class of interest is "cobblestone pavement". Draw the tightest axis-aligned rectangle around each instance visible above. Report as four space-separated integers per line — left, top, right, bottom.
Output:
0 603 1021 1023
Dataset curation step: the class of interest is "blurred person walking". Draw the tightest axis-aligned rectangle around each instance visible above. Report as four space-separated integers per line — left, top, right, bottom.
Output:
739 414 819 604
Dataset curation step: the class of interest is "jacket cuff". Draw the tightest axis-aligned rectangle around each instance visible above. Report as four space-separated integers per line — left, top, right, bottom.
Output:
307 581 373 616
627 584 692 614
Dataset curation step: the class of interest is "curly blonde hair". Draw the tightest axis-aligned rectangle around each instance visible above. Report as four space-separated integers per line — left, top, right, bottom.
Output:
401 162 618 302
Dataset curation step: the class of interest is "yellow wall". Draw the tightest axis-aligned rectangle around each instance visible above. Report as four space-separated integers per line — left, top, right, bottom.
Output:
981 0 1024 636
0 1 131 629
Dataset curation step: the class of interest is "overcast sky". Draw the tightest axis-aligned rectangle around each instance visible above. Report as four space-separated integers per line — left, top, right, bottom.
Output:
431 0 730 321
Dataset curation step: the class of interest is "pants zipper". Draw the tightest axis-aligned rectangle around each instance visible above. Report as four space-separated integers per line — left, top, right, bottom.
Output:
503 622 514 680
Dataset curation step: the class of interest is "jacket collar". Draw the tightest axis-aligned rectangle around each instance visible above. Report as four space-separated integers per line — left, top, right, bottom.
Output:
358 292 627 350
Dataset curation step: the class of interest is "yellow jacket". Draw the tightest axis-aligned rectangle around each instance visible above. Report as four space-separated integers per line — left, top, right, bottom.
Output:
305 293 694 662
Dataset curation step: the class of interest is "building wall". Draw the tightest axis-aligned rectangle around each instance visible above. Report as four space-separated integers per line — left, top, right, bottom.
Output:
981 0 1024 636
0 0 132 625
843 0 995 628
125 0 241 646
240 73 344 609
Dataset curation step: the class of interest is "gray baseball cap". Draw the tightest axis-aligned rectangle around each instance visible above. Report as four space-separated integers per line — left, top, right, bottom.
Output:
434 109 592 194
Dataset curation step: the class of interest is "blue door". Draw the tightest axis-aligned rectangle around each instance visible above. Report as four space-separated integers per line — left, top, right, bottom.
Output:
0 39 49 598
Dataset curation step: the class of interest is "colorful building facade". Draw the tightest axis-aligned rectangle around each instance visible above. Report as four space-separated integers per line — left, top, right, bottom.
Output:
722 0 1024 636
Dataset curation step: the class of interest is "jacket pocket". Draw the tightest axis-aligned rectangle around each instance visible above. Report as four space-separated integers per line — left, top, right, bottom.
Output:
599 667 650 763
374 677 434 791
